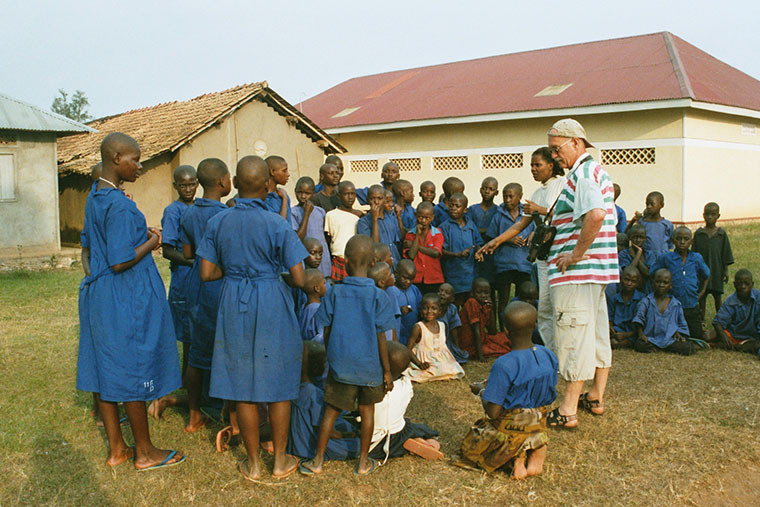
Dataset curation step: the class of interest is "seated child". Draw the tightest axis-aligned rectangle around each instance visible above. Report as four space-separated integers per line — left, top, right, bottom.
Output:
418 180 436 205
632 268 697 355
627 191 673 256
607 266 644 349
392 179 417 230
288 341 360 461
459 277 511 360
652 226 710 338
403 201 444 294
299 268 327 343
386 259 423 344
437 283 467 363
709 269 760 354
301 234 395 476
324 181 361 282
613 183 627 234
264 155 292 222
373 242 393 268
357 185 401 265
512 281 542 345
439 192 483 306
467 177 500 291
406 293 465 382
433 177 464 227
692 202 734 321
369 261 401 341
369 341 442 462
456 301 556 479
292 176 332 277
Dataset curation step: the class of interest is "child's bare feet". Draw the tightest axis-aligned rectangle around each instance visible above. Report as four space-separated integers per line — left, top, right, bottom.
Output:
239 457 262 482
183 412 207 433
133 448 185 471
105 445 134 468
299 458 323 475
511 456 528 480
147 395 175 420
272 454 300 479
526 445 546 477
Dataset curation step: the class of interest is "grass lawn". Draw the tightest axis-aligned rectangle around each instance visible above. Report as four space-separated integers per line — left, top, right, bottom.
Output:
2 223 760 505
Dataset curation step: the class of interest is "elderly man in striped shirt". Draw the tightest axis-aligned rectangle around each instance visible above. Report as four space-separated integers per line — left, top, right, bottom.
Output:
545 119 619 429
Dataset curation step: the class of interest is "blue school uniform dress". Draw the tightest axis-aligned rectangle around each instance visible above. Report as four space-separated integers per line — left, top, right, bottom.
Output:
76 186 181 402
161 200 193 343
299 302 323 343
357 212 401 265
482 346 558 410
180 198 228 370
713 289 760 340
652 252 710 309
467 203 499 283
288 382 360 460
433 202 449 228
386 284 423 344
439 216 483 294
607 290 645 336
615 204 627 234
632 294 689 348
291 204 332 277
486 204 535 275
316 277 396 386
264 191 292 224
400 203 416 230
196 198 308 402
441 303 467 363
639 217 674 257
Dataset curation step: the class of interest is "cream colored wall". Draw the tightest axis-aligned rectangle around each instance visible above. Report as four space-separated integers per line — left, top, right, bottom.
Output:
332 109 684 220
0 132 60 258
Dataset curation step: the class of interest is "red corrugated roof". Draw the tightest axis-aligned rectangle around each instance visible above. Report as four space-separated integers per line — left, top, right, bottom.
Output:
300 32 760 130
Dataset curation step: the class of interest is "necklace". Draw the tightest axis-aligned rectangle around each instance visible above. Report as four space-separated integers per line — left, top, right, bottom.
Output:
98 177 118 189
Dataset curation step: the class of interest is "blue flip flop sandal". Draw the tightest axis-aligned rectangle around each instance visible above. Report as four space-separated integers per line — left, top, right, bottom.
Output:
353 457 379 475
136 450 186 472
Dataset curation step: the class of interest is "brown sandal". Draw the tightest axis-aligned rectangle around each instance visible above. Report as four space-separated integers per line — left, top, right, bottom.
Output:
579 393 605 416
546 408 578 429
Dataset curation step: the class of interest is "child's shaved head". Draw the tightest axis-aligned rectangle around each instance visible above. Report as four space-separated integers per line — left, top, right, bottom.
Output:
704 201 720 213
345 234 374 271
368 261 391 286
338 180 355 192
674 225 692 238
319 163 336 176
265 155 287 169
505 182 523 194
450 192 468 207
100 132 139 164
502 301 538 348
197 158 228 188
396 258 416 278
516 281 539 302
296 176 315 190
387 340 411 379
472 277 490 292
325 154 343 170
442 177 464 196
373 242 392 264
417 201 434 214
367 184 385 199
735 269 753 282
647 191 664 205
420 181 435 191
303 268 325 295
235 155 269 195
482 176 498 187
174 164 197 182
393 179 412 194
303 236 321 251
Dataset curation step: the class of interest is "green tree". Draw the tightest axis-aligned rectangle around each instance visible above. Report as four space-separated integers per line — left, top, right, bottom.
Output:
51 89 92 122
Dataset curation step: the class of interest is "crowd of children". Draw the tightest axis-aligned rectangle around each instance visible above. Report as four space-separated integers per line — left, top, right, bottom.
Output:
77 132 759 483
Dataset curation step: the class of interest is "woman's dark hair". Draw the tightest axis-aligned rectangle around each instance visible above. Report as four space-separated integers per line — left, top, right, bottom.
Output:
532 147 564 177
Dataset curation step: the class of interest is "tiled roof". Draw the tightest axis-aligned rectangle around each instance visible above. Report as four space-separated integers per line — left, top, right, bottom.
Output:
299 32 760 130
58 82 344 174
0 92 95 134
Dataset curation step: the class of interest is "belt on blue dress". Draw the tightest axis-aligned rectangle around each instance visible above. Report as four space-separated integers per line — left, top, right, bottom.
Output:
225 272 281 312
81 267 116 288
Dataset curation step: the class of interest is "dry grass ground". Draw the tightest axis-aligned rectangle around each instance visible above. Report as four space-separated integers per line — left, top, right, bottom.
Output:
2 223 760 505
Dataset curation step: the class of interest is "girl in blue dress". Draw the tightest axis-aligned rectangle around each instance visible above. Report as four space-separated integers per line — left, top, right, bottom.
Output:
76 133 184 471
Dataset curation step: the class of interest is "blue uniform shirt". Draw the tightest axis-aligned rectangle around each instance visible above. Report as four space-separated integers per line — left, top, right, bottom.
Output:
357 212 401 266
433 201 449 227
264 191 292 224
466 202 499 236
400 203 416 230
652 252 710 308
439 216 483 293
482 346 558 410
615 204 627 234
633 294 689 348
639 217 674 256
486 204 535 274
607 290 645 334
299 302 323 343
291 204 332 278
386 284 422 344
713 289 760 340
316 277 395 386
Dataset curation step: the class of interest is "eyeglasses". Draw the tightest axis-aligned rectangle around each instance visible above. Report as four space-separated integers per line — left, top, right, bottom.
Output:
549 139 573 154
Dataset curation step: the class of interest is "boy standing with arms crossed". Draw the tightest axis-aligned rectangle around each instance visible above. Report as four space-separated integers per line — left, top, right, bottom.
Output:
301 234 396 476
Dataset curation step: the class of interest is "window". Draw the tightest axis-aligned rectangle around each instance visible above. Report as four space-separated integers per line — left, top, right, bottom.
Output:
0 133 17 145
601 148 655 166
482 153 523 169
390 157 421 172
349 159 379 173
433 156 467 171
0 154 16 200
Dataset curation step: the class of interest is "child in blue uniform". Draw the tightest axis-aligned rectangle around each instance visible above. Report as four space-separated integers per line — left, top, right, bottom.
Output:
373 242 393 268
301 234 396 476
357 185 401 265
386 259 423 344
77 133 184 470
613 183 627 234
633 269 696 355
456 302 557 479
433 177 464 227
369 261 401 341
692 202 734 322
709 269 760 354
628 191 673 256
292 176 332 277
467 177 500 290
356 161 400 205
179 158 231 433
299 268 327 342
440 192 483 306
438 283 467 363
197 155 308 481
486 183 535 330
652 226 710 339
264 155 292 222
161 164 198 373
607 266 644 349
619 224 656 290
392 179 417 230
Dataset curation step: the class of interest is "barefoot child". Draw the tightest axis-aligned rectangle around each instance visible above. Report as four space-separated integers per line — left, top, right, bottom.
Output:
404 201 444 294
406 293 465 382
324 181 361 282
161 165 198 372
709 269 760 354
386 259 423 344
77 133 184 470
300 234 395 476
627 191 673 257
197 155 308 480
439 192 483 306
358 185 401 265
437 283 467 363
456 301 556 479
693 202 734 321
292 176 331 277
264 155 292 222
180 158 231 433
607 266 644 349
459 278 512 360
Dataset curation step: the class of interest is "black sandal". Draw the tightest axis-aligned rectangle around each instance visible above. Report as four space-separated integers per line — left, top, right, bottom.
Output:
546 408 578 429
578 393 604 416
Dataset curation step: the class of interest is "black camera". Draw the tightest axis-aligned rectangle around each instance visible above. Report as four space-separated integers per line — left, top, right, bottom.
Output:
526 212 557 263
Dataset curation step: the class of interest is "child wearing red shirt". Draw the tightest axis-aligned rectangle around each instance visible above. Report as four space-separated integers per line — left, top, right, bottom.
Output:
404 202 445 295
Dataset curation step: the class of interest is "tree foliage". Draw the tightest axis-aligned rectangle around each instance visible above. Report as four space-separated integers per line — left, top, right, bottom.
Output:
51 89 92 123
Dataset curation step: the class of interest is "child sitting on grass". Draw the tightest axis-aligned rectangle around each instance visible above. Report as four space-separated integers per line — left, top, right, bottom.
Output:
607 266 644 349
369 341 442 462
633 268 697 355
708 269 760 354
437 283 467 363
458 277 511 360
455 301 556 479
387 259 423 344
406 293 465 382
692 202 734 322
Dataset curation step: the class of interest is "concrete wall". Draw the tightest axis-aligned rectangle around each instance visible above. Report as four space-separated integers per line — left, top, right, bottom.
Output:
330 109 685 220
0 132 60 257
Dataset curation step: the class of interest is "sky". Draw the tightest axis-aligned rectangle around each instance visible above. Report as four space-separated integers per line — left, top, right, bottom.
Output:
3 0 759 120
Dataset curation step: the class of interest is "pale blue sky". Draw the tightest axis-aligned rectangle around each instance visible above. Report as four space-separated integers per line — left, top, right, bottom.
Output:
3 0 758 119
